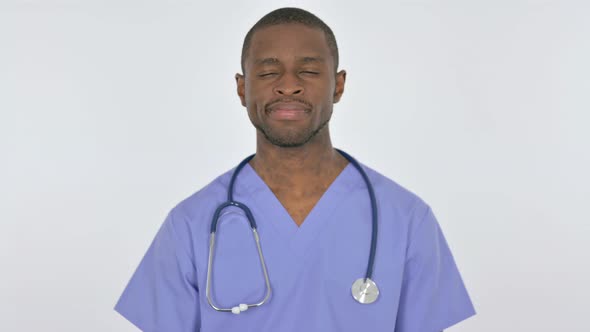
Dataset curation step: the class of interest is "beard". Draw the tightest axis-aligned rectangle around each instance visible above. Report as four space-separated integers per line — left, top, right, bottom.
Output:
254 116 331 148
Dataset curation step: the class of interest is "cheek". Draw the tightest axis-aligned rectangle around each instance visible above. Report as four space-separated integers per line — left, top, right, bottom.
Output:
243 82 252 104
243 90 264 122
245 83 270 113
244 81 258 103
243 84 256 110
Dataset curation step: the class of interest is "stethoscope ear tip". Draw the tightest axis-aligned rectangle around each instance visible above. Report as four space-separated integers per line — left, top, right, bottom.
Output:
231 304 249 314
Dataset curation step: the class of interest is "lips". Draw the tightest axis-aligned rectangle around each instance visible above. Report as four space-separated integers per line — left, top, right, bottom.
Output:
266 102 310 121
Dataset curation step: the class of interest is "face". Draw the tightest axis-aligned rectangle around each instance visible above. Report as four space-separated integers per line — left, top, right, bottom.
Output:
236 23 346 148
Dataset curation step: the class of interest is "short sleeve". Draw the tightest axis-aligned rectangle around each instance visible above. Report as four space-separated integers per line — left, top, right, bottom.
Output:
395 205 476 332
115 208 200 332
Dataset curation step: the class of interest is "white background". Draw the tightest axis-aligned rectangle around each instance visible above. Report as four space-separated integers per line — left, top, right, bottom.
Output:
1 0 589 331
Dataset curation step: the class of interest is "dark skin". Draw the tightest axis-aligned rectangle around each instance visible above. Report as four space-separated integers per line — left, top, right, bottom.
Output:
236 23 347 226
236 27 447 328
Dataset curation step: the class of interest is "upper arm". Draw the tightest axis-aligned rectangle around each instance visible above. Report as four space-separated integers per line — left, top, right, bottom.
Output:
394 205 475 332
115 208 201 331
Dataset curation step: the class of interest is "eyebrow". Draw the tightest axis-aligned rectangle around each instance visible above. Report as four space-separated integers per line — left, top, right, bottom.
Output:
254 57 281 66
298 56 325 64
253 56 326 66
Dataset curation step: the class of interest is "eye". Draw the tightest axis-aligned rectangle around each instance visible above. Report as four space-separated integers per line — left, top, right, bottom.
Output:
258 72 278 78
300 71 319 75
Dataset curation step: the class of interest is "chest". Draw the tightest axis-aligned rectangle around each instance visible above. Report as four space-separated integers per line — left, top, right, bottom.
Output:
271 184 329 227
275 192 323 226
197 189 409 332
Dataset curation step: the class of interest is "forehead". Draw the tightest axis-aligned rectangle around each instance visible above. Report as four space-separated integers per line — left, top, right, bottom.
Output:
246 23 332 67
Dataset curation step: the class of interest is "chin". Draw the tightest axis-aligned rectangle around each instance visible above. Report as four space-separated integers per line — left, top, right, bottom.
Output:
263 130 314 148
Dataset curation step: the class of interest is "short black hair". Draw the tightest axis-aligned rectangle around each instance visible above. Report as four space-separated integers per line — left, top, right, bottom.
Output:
240 7 339 74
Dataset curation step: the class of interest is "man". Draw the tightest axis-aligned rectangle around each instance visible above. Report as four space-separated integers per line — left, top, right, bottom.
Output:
115 7 476 332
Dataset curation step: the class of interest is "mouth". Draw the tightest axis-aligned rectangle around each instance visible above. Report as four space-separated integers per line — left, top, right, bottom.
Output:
266 102 311 121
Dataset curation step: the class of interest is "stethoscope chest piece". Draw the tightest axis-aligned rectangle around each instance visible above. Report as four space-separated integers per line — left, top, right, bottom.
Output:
351 278 380 304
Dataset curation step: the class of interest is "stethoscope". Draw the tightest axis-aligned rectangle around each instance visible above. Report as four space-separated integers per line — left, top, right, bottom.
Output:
206 149 380 314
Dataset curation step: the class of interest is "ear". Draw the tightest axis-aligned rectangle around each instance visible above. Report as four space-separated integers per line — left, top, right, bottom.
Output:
235 73 246 107
333 70 347 104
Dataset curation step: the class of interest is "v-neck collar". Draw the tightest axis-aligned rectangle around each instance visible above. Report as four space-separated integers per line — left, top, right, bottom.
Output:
238 162 359 259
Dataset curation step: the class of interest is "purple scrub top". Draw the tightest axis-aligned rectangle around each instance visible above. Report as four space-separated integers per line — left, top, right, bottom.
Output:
115 161 476 331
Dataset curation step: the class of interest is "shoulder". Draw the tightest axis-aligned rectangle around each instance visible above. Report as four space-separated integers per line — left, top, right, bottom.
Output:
356 162 437 254
360 162 431 225
164 167 235 231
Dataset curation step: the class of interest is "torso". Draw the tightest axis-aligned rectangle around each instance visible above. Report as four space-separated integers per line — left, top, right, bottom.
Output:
191 160 418 332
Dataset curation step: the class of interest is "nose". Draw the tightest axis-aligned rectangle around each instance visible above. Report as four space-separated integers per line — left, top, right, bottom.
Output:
273 72 304 96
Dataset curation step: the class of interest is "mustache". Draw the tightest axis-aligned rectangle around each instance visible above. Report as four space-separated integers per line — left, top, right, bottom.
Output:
264 98 313 112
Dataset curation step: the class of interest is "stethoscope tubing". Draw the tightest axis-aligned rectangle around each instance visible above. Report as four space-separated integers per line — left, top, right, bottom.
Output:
206 149 378 312
334 149 378 282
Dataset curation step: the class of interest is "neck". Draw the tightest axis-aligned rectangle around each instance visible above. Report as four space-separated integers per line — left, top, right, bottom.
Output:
249 129 347 191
